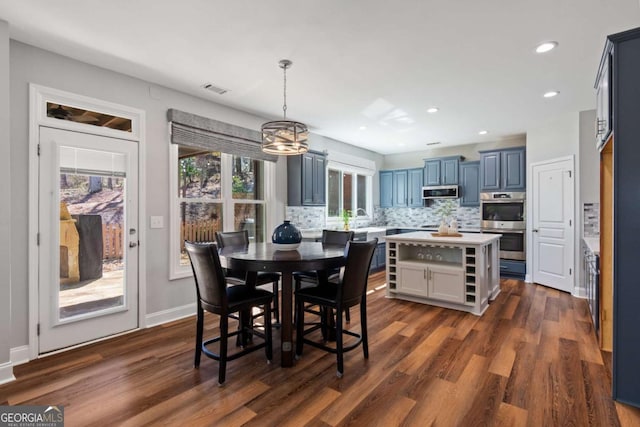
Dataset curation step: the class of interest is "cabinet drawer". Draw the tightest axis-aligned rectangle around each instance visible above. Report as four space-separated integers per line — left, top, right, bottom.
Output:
499 259 525 277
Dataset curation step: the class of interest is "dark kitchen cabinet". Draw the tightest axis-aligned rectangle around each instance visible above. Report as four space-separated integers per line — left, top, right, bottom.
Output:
424 156 462 186
597 27 640 408
479 147 525 192
408 168 424 207
287 151 326 206
459 161 480 207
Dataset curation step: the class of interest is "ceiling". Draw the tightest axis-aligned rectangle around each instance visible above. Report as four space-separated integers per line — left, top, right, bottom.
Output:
1 1 639 155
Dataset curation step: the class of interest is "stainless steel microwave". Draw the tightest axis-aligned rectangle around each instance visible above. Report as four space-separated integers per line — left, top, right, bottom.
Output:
422 185 459 199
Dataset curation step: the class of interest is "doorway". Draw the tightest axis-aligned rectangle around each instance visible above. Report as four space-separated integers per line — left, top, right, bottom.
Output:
531 157 575 293
38 127 139 353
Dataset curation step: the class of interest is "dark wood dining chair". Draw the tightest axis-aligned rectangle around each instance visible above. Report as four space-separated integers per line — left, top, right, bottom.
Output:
185 241 273 385
215 230 281 325
295 239 377 377
293 229 354 324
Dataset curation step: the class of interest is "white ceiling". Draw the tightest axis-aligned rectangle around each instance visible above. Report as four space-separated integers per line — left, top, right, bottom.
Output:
1 1 639 154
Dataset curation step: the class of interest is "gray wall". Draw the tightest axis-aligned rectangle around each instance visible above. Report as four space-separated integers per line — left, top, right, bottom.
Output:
579 110 599 204
0 20 11 381
382 136 526 170
8 41 380 350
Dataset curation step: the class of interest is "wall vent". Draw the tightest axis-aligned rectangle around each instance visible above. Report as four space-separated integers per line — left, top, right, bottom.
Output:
426 141 441 146
202 83 229 95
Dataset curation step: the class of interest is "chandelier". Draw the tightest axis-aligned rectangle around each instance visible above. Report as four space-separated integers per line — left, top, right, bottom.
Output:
261 59 309 155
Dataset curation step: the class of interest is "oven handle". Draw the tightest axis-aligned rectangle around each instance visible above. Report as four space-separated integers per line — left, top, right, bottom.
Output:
480 199 525 204
481 229 525 234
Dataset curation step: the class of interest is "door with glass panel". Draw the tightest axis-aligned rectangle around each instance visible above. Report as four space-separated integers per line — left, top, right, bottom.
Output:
38 127 138 353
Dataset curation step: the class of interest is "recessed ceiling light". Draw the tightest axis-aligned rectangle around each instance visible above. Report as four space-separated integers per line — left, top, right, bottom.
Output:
536 41 558 53
427 107 439 113
543 91 560 98
478 130 488 135
359 126 367 130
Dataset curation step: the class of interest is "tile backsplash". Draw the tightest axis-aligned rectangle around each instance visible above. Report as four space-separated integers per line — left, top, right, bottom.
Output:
286 199 480 230
583 203 599 237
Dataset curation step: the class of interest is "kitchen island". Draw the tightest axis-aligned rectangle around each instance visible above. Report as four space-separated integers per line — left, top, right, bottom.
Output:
386 232 500 316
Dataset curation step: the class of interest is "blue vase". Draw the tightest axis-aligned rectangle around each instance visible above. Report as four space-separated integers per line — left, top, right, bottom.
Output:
272 220 302 244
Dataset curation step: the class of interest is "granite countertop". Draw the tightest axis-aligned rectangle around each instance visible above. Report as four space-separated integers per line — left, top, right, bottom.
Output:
583 237 600 255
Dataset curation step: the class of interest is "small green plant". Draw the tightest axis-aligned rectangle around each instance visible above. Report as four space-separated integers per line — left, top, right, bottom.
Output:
341 209 352 229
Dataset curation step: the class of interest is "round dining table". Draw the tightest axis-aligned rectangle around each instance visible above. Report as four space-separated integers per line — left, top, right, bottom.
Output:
218 241 347 367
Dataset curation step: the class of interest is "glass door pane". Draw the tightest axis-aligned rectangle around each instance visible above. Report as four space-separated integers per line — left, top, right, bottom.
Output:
58 173 126 320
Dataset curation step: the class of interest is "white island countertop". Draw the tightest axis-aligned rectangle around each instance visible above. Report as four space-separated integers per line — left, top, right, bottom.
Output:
386 231 500 245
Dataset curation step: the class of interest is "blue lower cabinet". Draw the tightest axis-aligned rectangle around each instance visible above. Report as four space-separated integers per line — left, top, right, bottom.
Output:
499 259 525 278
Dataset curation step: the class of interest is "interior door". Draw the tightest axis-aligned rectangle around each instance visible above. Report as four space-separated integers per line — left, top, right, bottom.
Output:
38 127 139 353
532 157 574 292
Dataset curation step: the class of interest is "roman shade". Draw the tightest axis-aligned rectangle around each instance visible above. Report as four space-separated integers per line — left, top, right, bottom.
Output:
167 109 278 162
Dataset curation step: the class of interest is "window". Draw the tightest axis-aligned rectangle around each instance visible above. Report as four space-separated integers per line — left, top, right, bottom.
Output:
327 164 372 222
171 146 273 277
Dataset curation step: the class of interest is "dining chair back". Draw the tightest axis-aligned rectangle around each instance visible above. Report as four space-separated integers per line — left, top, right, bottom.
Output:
295 238 377 377
185 241 273 385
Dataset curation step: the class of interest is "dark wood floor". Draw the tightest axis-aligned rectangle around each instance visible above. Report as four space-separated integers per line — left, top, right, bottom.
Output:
2 272 640 426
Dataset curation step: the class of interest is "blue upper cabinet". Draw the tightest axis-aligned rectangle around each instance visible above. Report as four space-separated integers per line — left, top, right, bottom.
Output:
424 160 441 186
459 161 480 207
379 170 393 207
423 156 462 186
287 151 326 206
393 169 408 207
408 168 424 207
479 147 526 192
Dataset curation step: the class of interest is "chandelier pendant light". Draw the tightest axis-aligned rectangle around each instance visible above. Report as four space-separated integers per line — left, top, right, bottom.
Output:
261 59 309 155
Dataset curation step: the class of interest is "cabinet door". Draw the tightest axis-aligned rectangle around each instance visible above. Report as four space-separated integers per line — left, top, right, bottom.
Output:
398 264 429 297
424 160 441 186
376 242 386 268
408 168 424 207
301 153 315 205
502 149 525 190
379 171 393 208
480 152 501 191
427 264 465 303
441 158 459 185
312 154 326 204
459 161 480 207
393 170 408 207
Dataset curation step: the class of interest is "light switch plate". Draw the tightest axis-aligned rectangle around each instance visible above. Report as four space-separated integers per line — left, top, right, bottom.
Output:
150 216 164 229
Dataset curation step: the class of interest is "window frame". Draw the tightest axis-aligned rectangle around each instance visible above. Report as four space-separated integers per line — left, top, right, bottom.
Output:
169 145 275 279
325 160 373 228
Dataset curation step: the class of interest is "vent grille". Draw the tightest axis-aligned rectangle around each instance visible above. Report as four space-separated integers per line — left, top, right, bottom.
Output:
426 141 441 146
202 83 229 95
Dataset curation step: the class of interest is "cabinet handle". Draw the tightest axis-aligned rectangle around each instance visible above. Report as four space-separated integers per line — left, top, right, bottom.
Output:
424 270 426 280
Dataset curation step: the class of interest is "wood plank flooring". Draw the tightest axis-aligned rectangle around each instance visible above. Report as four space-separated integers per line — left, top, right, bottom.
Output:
2 272 639 426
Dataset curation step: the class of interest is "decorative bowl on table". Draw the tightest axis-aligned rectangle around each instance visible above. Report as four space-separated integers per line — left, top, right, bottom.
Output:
272 220 302 251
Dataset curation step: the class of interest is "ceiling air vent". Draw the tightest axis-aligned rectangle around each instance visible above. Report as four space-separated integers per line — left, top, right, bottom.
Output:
426 141 441 146
202 83 229 95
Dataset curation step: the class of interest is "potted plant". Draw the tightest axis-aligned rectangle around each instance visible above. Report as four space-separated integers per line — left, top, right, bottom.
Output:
434 199 457 233
341 209 352 231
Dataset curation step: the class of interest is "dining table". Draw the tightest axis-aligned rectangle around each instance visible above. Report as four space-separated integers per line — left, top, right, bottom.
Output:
218 241 347 367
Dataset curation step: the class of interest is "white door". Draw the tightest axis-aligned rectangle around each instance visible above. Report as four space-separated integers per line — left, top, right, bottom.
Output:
38 127 139 353
532 157 574 292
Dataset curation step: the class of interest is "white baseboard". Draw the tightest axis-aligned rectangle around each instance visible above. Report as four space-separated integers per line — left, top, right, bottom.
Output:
572 286 587 298
524 274 532 283
145 303 196 328
10 345 30 366
0 361 16 385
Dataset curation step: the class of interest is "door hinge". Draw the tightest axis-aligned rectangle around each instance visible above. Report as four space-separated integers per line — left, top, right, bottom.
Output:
37 233 40 246
569 268 572 275
569 219 572 226
37 323 40 336
37 144 41 156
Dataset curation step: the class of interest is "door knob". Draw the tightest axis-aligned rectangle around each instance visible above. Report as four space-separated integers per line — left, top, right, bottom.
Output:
532 229 539 233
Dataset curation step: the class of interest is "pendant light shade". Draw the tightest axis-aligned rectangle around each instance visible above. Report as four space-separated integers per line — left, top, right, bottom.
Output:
261 60 309 155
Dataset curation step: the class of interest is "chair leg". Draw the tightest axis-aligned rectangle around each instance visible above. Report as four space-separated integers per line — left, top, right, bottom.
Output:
264 303 273 362
345 307 351 323
218 315 229 386
336 305 344 378
361 303 369 359
295 298 305 356
272 280 280 325
194 305 204 368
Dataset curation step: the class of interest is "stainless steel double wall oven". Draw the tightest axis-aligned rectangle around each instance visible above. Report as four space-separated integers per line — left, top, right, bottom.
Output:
480 192 526 261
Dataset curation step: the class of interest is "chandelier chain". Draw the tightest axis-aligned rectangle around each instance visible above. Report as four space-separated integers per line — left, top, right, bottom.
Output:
282 64 287 119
